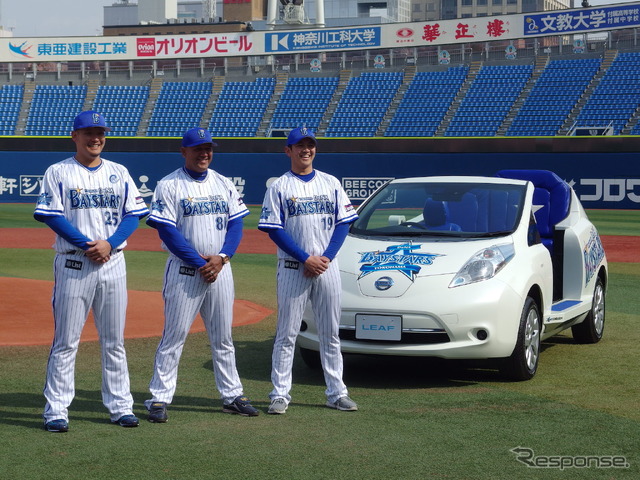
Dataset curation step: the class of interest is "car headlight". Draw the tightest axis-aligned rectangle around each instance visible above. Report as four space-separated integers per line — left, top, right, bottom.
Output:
449 243 515 288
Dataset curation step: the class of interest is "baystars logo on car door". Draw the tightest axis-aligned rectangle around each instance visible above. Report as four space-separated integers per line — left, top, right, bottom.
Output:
358 244 442 281
583 227 605 286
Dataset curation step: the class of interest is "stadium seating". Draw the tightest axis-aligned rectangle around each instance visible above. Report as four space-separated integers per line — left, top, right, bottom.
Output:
575 52 640 135
5 50 640 138
385 66 468 137
148 81 212 137
25 85 87 136
445 65 533 137
506 58 601 136
326 71 402 137
270 77 338 132
93 85 149 136
0 85 23 136
209 77 275 137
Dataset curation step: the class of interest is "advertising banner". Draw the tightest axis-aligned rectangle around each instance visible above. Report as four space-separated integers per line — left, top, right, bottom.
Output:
523 4 640 37
1 150 638 210
2 3 639 63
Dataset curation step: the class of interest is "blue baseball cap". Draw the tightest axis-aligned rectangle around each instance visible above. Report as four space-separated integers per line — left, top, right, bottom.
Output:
287 127 316 146
182 127 218 147
73 110 111 132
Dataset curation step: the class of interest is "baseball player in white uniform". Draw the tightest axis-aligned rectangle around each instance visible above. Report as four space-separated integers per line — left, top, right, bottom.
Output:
144 127 258 422
34 111 149 432
258 127 359 414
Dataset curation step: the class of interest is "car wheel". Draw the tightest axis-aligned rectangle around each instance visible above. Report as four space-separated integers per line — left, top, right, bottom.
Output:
500 296 541 381
572 277 605 344
299 347 322 369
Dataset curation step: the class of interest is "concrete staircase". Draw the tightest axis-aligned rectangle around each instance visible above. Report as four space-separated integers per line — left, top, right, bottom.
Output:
435 61 482 136
497 55 548 136
559 49 618 135
623 103 640 134
83 77 101 111
258 71 288 136
376 65 416 136
317 69 351 136
201 75 226 128
15 83 36 135
136 77 164 136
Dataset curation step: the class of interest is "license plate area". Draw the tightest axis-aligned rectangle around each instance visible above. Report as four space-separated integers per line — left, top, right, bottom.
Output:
355 314 402 341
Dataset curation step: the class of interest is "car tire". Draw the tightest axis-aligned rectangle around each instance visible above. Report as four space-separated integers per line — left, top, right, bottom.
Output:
572 277 605 344
299 347 322 369
500 296 541 381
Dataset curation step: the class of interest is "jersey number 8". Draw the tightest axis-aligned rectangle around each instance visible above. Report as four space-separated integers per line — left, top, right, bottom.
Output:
216 217 227 231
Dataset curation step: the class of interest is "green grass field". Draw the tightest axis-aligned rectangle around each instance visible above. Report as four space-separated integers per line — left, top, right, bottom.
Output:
1 204 639 479
4 203 640 236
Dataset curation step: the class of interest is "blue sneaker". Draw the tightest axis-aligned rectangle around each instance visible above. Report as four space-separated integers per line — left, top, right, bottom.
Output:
113 414 140 427
147 402 168 423
45 419 69 433
222 396 259 417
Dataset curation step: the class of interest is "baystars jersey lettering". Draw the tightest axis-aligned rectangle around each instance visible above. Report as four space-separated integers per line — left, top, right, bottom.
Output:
68 187 120 209
285 194 335 216
148 167 248 257
181 197 229 217
34 157 148 253
259 170 357 260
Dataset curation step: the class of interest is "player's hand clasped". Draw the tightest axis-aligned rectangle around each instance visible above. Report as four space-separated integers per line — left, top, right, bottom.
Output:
304 255 330 277
85 239 113 264
199 255 225 283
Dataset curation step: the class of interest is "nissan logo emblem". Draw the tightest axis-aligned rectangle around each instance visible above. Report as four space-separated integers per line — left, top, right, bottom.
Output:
375 276 394 291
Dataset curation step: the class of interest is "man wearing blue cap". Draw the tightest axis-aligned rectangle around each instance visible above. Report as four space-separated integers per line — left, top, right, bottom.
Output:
258 127 359 414
34 111 149 432
144 127 258 422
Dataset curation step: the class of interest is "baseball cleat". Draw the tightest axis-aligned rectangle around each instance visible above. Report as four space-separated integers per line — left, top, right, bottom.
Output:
222 396 259 417
45 419 69 433
147 402 168 423
267 398 288 415
113 414 140 427
326 396 358 411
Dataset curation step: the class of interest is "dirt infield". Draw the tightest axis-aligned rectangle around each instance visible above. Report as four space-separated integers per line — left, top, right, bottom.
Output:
0 277 272 347
0 228 277 255
0 228 275 347
0 228 637 347
1 227 636 261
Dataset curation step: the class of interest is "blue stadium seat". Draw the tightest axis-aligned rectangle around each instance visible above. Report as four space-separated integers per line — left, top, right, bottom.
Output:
0 84 24 135
93 85 149 136
25 85 87 136
148 81 213 137
326 71 403 137
209 78 275 137
505 58 601 137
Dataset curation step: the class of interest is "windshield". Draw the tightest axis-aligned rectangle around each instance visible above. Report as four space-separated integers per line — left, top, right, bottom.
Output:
351 182 527 237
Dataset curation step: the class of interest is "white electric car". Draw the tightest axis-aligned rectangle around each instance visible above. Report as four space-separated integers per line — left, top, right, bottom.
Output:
297 170 608 380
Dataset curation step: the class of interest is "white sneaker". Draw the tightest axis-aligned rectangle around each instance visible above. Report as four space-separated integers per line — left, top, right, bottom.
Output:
268 398 288 415
327 396 358 411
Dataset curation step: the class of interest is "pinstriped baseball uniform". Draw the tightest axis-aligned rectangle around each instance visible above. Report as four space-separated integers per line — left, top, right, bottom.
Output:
145 167 249 406
259 169 358 404
35 157 149 423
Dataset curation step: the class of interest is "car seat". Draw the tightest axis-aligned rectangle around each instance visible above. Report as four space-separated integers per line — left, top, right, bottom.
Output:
423 199 462 231
496 169 571 254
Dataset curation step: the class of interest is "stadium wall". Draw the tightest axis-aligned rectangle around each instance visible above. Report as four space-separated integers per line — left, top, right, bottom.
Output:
1 137 638 209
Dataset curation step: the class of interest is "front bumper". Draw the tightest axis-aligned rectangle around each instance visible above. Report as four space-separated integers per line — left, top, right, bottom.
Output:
298 274 526 360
